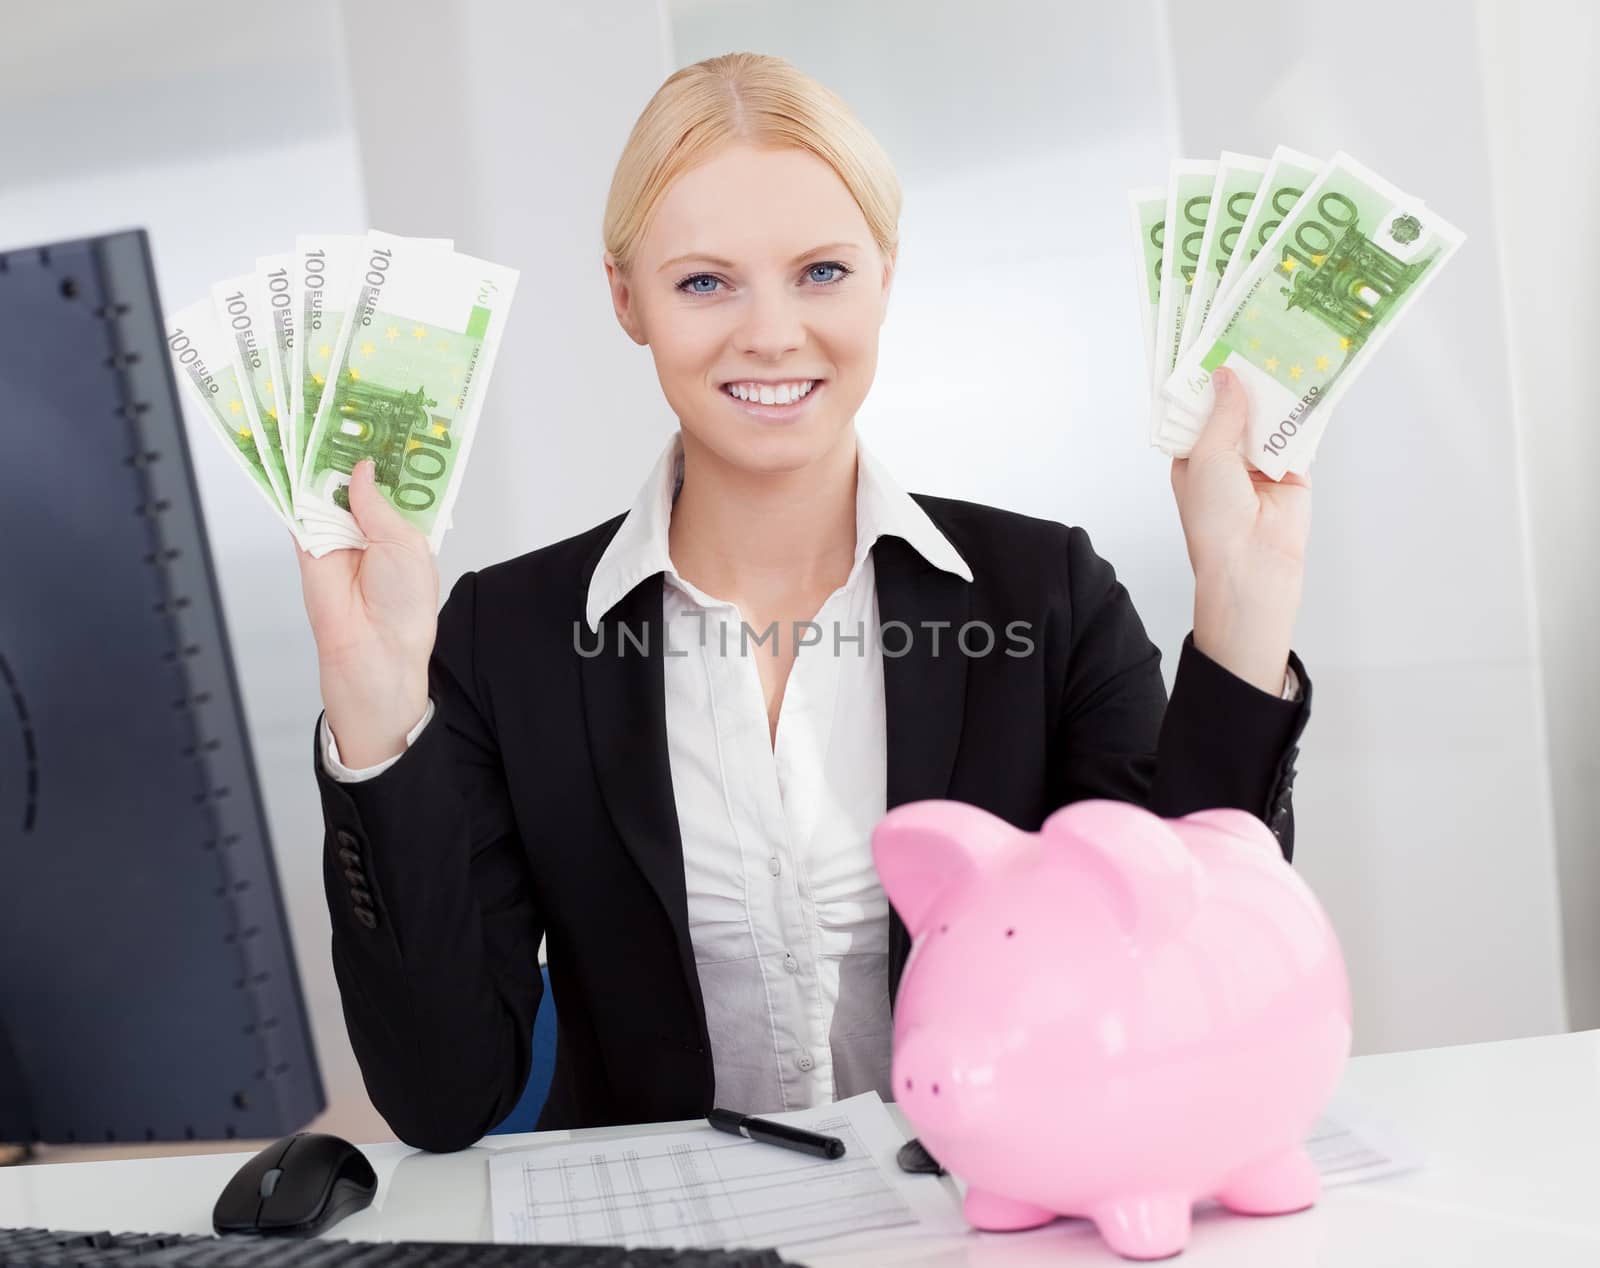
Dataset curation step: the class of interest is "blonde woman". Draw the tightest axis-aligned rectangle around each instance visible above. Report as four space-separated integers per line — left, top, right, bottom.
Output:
295 53 1312 1153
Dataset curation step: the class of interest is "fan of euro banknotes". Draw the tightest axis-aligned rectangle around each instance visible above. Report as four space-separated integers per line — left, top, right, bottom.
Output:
163 230 519 557
1130 148 1464 480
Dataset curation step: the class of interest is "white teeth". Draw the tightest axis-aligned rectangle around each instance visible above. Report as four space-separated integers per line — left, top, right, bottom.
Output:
725 380 816 404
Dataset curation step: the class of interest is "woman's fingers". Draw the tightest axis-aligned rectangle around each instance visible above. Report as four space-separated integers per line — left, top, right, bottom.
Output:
346 459 422 547
1190 367 1249 461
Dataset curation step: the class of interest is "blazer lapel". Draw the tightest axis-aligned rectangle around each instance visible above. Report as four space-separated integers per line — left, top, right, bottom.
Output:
577 570 708 1044
873 531 972 1002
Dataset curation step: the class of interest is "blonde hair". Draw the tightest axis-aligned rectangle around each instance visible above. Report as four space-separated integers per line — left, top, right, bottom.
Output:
602 52 901 277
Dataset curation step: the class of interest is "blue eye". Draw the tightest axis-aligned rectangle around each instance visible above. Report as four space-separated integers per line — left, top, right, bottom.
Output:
675 260 853 296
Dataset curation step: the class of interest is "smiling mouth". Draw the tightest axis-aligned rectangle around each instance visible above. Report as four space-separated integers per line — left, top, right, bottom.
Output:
721 379 822 406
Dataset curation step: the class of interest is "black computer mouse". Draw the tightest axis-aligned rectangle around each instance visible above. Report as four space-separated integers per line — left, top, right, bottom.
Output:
213 1131 378 1238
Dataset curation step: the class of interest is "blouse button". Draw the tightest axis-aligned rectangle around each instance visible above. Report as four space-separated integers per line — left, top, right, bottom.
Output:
797 1053 814 1072
768 857 782 877
784 954 799 974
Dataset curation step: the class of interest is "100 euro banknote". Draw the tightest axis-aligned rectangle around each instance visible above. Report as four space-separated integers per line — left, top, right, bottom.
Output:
1158 147 1323 448
1153 154 1251 447
256 252 299 495
1162 152 1463 479
1204 146 1323 347
164 297 308 546
295 232 518 553
291 233 452 509
1179 151 1267 361
1152 160 1217 390
211 272 297 515
1127 184 1169 446
1128 185 1165 389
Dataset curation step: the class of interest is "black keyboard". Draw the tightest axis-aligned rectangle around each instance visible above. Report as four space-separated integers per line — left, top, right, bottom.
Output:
0 1226 806 1266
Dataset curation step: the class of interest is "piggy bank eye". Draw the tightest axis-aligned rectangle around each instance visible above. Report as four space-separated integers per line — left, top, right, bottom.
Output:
939 923 949 934
1005 927 1015 938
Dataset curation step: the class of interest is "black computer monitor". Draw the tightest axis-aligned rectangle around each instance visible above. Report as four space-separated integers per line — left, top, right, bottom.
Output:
0 229 324 1150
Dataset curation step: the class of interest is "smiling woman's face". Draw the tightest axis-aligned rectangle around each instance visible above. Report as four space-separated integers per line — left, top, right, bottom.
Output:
606 141 895 474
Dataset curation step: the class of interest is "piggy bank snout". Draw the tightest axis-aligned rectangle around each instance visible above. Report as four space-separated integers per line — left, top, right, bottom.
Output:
892 1028 984 1135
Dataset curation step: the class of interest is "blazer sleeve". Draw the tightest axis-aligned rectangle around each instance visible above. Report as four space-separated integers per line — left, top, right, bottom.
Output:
312 569 545 1152
1045 525 1311 861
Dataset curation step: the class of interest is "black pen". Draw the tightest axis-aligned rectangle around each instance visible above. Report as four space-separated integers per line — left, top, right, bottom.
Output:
708 1107 847 1159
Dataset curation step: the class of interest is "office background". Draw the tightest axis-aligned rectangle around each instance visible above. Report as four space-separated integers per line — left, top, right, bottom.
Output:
2 0 1594 1148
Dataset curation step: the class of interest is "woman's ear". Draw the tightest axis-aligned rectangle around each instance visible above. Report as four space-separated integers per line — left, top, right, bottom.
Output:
603 251 647 346
871 799 1020 935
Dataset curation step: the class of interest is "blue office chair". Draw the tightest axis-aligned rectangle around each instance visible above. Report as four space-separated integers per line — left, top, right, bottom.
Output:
488 963 557 1134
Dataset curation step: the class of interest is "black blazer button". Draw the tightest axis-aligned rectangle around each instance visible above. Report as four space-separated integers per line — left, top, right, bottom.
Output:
335 829 360 850
353 907 378 930
336 846 361 868
343 867 366 888
351 888 375 909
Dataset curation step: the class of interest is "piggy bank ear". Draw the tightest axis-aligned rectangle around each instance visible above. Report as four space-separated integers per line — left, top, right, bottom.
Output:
872 800 1021 935
1178 807 1281 854
1040 799 1202 938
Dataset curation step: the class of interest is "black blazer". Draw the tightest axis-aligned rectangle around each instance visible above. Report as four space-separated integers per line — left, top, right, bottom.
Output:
313 493 1312 1153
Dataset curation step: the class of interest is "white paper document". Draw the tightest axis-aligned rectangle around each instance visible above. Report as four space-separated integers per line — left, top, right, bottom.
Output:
487 1091 966 1251
1307 1087 1427 1188
487 1087 1422 1253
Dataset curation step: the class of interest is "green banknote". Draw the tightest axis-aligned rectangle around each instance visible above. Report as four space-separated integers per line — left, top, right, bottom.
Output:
1178 151 1266 359
292 234 454 456
1202 145 1322 346
1127 185 1165 391
1162 151 1464 479
288 236 370 549
1155 148 1339 458
211 273 295 515
292 234 349 489
164 298 305 542
1152 160 1217 383
296 231 519 549
256 252 298 494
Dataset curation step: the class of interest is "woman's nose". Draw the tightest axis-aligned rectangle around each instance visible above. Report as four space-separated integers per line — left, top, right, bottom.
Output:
731 287 806 360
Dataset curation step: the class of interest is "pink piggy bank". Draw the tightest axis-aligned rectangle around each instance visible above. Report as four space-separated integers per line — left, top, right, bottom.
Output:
873 798 1351 1261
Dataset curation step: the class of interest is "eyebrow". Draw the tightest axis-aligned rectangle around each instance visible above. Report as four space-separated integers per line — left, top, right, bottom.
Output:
657 242 863 273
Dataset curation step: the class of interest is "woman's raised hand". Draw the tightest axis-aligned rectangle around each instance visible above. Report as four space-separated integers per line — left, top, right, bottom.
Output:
1169 366 1311 696
293 459 440 768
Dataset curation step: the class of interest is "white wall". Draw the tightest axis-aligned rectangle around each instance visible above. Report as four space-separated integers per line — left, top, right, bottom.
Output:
1478 0 1600 1030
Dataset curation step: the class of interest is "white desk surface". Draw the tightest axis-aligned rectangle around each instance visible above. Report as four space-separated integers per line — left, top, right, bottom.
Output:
4 1028 1600 1266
